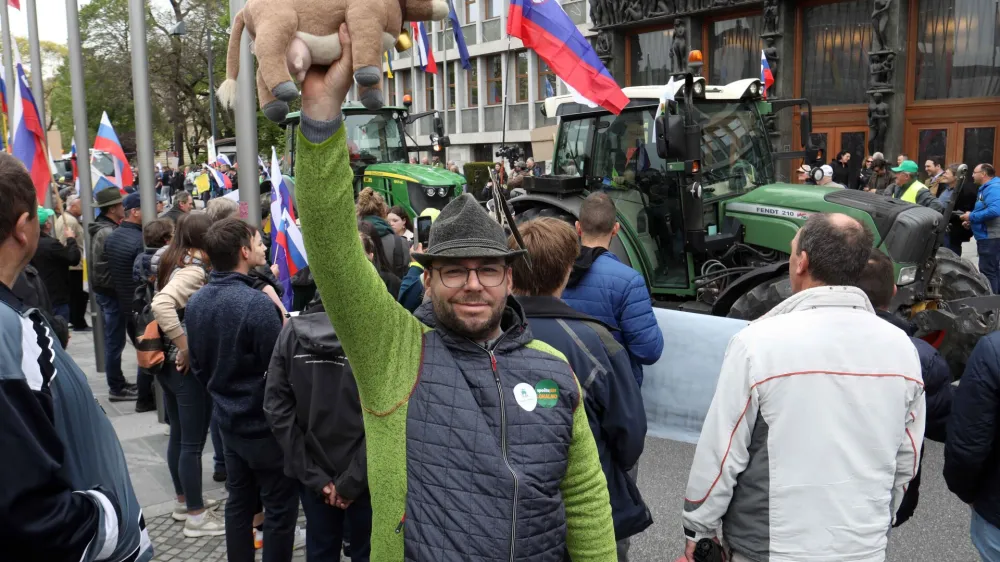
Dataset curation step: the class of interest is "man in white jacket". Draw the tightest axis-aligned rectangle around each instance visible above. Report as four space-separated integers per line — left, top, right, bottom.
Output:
681 213 925 562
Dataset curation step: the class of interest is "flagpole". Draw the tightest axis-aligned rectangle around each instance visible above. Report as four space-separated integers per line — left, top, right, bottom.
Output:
1 0 15 152
25 0 44 130
128 0 157 224
442 20 448 152
229 0 259 227
66 0 106 372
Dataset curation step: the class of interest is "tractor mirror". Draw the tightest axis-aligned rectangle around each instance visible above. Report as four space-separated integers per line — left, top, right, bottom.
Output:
799 110 812 148
655 114 688 160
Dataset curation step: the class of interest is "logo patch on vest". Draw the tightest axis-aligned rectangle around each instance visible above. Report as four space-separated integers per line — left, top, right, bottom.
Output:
513 383 538 411
535 379 559 408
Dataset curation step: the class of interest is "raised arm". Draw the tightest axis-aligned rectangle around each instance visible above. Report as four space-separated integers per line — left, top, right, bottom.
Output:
295 24 423 413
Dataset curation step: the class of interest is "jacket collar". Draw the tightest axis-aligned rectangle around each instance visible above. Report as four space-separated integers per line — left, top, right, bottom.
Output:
980 176 1000 193
208 270 257 288
757 285 874 322
414 295 532 353
0 281 24 313
119 220 142 232
516 295 614 332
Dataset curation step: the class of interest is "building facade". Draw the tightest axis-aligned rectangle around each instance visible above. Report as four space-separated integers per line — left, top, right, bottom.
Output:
363 0 999 179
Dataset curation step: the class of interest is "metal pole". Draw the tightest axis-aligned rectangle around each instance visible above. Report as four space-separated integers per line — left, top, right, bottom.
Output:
128 0 156 224
1 0 16 153
25 0 51 208
206 20 218 140
67 0 106 372
442 24 448 143
229 0 259 227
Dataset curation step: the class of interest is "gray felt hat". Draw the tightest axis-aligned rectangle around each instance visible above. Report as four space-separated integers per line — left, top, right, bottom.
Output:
411 194 526 268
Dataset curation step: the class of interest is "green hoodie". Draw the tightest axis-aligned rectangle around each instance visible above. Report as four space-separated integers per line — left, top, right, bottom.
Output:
295 123 617 561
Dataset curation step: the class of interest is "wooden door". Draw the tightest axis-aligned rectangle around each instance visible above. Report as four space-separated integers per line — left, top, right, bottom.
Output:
801 126 867 187
958 123 1000 183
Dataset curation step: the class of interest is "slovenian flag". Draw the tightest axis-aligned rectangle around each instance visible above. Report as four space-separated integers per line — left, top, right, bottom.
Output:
411 22 437 73
203 163 232 190
10 48 53 203
269 146 307 309
94 111 134 188
760 50 774 100
507 0 627 115
447 0 472 70
216 153 233 167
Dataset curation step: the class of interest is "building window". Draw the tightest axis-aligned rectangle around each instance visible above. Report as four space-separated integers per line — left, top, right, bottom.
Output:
487 0 501 19
914 0 1000 100
538 57 557 98
628 27 675 87
401 71 412 103
708 15 763 85
385 75 396 106
425 73 436 111
801 0 872 106
487 54 503 105
446 65 456 108
515 51 529 103
467 62 479 106
465 0 478 23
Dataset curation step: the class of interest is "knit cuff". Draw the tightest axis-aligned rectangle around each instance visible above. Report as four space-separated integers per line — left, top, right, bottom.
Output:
300 113 344 144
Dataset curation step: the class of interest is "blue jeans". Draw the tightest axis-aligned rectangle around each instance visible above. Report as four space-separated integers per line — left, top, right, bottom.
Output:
978 238 1000 295
210 413 226 474
972 509 1000 561
52 303 70 323
157 360 212 510
95 292 129 393
221 430 299 562
299 483 372 562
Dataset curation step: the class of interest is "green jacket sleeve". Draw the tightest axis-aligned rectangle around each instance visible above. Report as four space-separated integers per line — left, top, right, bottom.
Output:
561 378 618 561
295 125 424 414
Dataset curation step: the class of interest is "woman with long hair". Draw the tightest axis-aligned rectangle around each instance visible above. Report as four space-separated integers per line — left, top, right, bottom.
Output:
387 205 414 243
356 188 410 277
938 163 977 255
150 212 225 537
359 220 402 296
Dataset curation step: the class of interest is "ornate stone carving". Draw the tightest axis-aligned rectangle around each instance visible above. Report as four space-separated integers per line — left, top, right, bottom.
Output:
868 92 889 154
595 30 614 64
671 18 689 71
763 0 779 33
759 0 782 134
591 0 759 27
869 52 895 90
647 0 673 17
871 0 892 51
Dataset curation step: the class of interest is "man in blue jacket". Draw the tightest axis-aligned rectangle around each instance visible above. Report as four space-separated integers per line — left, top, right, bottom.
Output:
561 192 664 385
960 164 1000 293
945 332 1000 560
0 152 152 561
509 217 652 561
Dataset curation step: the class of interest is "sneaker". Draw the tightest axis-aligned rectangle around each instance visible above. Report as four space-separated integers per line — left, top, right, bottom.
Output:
293 526 306 551
183 508 225 538
172 498 221 521
108 387 138 402
254 529 263 550
134 400 156 413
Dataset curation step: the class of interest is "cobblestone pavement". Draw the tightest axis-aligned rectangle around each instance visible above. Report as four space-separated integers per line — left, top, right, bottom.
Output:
146 506 308 561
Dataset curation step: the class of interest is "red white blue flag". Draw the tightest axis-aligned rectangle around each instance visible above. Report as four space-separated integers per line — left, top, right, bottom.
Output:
411 22 437 74
10 48 53 203
269 146 308 309
202 163 232 191
94 111 134 188
507 0 628 115
760 50 774 99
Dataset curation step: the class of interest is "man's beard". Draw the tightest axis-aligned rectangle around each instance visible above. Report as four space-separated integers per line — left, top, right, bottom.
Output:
432 293 507 342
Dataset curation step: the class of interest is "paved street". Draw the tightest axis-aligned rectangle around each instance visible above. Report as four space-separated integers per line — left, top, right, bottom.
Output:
66 285 981 561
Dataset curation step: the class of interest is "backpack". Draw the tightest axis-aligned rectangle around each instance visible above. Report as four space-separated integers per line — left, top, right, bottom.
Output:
133 282 166 373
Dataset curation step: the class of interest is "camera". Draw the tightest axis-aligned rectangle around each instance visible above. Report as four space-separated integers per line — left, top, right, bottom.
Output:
496 145 524 169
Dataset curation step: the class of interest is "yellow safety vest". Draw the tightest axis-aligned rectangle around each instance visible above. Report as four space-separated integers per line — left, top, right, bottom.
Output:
900 180 928 203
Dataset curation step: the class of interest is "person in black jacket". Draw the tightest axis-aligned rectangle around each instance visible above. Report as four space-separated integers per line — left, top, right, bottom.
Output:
945 333 1000 560
856 249 953 527
265 296 371 562
831 151 852 189
936 164 978 255
30 206 80 323
104 192 154 410
508 217 651 561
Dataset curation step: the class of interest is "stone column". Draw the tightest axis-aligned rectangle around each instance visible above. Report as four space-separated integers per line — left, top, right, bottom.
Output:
867 0 906 158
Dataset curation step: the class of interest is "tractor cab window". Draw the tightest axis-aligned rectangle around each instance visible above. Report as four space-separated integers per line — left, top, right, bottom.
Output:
590 107 688 288
553 117 595 176
344 112 407 166
689 101 773 199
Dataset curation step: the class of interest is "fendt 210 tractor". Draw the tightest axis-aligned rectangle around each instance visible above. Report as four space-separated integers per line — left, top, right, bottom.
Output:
281 102 466 217
512 71 999 377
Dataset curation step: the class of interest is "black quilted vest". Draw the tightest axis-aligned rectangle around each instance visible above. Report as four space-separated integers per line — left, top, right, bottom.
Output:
404 300 580 561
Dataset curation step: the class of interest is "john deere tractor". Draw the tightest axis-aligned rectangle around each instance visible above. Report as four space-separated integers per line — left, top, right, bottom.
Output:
512 72 999 377
280 102 465 217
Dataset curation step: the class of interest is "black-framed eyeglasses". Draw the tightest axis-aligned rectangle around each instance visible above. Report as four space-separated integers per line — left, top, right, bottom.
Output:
431 264 507 288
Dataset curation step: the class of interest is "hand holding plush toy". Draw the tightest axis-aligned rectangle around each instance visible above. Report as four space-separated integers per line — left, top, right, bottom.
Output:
217 0 450 122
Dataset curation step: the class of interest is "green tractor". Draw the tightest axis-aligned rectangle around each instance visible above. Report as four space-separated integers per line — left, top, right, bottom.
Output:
280 102 465 218
511 73 999 377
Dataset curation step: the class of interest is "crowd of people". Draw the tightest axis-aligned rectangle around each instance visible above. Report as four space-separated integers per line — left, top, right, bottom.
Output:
2 34 999 562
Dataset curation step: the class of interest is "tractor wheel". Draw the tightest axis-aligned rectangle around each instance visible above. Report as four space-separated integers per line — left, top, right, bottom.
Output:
726 275 793 320
927 247 999 379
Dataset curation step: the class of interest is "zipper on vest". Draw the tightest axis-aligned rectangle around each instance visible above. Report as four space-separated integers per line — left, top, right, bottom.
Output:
488 345 518 562
395 512 406 534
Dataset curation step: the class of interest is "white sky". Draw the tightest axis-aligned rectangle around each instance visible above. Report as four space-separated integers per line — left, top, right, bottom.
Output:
8 0 86 45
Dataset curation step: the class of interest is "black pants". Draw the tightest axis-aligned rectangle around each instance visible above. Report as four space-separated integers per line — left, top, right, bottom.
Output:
68 269 88 329
299 483 372 562
221 429 299 562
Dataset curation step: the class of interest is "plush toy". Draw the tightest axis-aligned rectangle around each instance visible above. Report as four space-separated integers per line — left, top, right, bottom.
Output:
217 0 450 122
